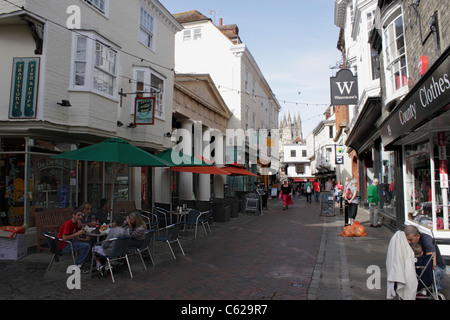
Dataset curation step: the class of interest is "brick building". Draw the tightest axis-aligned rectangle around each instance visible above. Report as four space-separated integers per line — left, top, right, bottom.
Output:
337 0 449 254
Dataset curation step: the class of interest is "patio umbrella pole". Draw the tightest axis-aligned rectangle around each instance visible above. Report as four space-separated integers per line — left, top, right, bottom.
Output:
110 162 116 224
170 167 173 216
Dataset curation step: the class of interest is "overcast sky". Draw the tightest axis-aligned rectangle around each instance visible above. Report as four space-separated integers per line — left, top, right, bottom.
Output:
161 0 343 137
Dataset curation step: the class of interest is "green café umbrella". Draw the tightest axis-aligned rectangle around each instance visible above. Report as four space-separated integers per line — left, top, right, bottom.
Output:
50 138 172 217
155 149 214 213
51 138 171 167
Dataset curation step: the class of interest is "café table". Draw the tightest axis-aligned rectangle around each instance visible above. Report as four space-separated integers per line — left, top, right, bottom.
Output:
171 209 190 224
85 226 110 243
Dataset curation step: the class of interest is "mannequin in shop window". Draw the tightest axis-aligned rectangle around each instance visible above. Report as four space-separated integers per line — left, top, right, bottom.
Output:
420 176 431 202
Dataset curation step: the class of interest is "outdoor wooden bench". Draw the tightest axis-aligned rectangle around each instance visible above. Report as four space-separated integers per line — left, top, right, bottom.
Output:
35 208 73 252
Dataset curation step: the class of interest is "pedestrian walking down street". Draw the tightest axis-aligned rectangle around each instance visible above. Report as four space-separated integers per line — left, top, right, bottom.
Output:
313 180 320 203
343 177 352 225
304 180 313 203
346 179 359 225
280 180 293 210
367 178 381 227
335 180 344 209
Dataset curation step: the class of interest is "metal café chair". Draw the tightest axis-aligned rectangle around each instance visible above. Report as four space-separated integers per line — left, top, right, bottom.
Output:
153 207 170 228
141 210 160 232
43 232 76 279
184 209 203 239
155 223 185 259
90 236 133 283
128 229 155 270
198 210 212 236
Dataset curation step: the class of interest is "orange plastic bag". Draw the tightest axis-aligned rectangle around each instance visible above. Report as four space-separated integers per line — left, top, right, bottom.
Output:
340 221 368 237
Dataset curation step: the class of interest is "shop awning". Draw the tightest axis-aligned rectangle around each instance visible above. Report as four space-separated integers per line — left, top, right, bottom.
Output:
220 163 258 177
345 97 381 153
166 165 231 175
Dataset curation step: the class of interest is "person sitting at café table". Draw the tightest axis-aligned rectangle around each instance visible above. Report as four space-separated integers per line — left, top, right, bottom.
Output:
96 198 111 225
123 211 147 248
93 215 129 277
57 209 91 268
80 202 96 227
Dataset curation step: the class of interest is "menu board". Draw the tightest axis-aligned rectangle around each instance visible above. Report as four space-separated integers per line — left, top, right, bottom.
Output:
320 192 335 216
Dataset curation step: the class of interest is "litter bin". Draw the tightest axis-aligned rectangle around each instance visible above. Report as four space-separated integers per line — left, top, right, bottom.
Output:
212 199 230 223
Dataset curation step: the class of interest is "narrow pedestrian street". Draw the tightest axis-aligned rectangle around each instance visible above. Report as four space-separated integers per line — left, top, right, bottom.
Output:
0 197 324 300
0 195 402 301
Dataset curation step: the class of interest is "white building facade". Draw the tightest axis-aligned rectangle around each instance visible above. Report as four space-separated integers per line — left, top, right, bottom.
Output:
173 11 280 190
0 0 181 235
308 117 337 183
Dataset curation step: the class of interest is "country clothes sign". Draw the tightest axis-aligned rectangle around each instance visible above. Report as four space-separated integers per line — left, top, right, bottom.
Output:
380 48 450 146
134 97 155 125
9 57 40 119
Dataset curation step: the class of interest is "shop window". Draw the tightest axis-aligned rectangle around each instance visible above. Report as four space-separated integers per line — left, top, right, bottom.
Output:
381 151 397 216
433 133 449 230
405 141 432 227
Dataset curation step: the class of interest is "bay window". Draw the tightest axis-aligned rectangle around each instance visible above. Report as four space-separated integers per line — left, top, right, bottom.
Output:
384 12 408 93
71 32 118 99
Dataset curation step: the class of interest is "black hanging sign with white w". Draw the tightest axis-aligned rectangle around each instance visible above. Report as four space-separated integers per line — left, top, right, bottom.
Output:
330 69 358 105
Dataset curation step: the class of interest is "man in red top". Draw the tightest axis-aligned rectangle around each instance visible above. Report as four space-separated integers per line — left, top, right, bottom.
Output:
57 209 91 267
313 180 320 203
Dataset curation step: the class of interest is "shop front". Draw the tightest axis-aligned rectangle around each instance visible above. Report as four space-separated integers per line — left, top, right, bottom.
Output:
380 47 450 255
0 137 131 230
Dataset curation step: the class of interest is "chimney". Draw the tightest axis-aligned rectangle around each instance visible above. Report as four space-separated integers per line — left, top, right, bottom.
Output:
219 18 223 26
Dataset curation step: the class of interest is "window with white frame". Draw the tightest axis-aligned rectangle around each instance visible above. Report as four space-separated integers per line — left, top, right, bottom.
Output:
193 28 202 40
139 7 155 50
245 71 249 92
367 9 376 34
384 12 408 92
83 0 108 14
183 28 202 42
183 30 191 42
72 33 118 98
252 79 256 99
132 68 165 119
245 108 249 130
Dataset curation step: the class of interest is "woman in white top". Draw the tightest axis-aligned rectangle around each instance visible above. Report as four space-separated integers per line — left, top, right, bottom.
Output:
347 179 359 225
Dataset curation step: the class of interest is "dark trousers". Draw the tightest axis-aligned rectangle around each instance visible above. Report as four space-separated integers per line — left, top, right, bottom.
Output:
305 192 312 203
344 202 349 225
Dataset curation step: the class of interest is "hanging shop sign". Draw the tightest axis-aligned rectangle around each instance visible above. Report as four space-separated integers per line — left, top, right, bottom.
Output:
330 69 358 105
335 145 345 165
380 48 450 146
134 97 156 125
9 57 40 119
418 56 429 77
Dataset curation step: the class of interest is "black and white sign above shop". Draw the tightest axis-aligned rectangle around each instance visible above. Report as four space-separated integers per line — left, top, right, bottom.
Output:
380 48 450 147
330 69 359 105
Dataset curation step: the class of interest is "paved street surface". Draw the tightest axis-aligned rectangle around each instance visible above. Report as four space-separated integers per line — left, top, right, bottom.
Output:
0 195 449 302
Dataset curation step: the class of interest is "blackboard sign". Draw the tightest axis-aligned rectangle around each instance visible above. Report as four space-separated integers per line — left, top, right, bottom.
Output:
256 188 266 196
320 192 335 216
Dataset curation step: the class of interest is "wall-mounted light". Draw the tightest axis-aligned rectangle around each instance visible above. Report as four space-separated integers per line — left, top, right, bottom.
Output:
57 100 71 107
117 121 124 127
127 122 137 128
164 132 172 138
